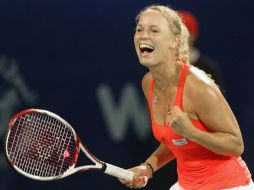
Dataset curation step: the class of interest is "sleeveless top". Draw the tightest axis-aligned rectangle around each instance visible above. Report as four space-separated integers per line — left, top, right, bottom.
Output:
148 63 251 190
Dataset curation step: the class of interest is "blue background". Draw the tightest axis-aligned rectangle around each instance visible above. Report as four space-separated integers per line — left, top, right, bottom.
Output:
0 1 253 190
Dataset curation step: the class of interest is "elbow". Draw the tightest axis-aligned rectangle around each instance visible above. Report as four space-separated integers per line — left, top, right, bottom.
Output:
228 131 245 157
232 140 244 157
237 143 244 156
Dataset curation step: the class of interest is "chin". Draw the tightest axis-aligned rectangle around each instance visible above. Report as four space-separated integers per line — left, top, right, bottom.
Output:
139 60 154 67
138 55 157 67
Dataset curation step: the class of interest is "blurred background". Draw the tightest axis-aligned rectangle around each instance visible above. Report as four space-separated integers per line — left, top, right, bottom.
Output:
0 0 253 189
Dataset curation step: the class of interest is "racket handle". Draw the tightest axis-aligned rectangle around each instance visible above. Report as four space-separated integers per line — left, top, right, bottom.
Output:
104 163 134 180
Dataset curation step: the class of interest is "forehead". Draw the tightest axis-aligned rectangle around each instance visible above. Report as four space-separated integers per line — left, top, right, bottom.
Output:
137 9 169 27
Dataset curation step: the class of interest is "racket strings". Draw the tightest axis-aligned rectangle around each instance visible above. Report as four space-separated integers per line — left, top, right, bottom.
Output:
7 112 77 178
10 114 36 168
17 115 39 173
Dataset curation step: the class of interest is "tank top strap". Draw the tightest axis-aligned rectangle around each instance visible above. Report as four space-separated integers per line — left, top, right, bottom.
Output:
174 63 191 109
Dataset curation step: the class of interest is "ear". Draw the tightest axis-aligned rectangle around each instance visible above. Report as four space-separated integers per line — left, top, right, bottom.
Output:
171 36 180 49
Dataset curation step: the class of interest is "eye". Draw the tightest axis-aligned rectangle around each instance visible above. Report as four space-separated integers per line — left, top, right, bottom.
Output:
135 27 142 32
151 27 159 33
151 29 159 33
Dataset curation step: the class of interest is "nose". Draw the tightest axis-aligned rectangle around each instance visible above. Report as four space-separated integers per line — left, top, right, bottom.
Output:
137 30 149 39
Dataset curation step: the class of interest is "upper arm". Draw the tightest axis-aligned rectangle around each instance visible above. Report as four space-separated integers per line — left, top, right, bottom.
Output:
185 71 242 139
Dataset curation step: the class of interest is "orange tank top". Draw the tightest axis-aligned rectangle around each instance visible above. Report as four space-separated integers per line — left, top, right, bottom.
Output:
148 63 251 190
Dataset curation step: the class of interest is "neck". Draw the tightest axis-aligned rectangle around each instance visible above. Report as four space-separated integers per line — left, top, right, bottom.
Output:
150 61 180 91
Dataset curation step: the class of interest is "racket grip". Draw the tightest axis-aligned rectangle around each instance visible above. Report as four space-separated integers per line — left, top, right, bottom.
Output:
104 163 134 180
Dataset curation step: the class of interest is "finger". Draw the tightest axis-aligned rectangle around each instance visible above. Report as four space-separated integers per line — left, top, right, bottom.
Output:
118 177 134 186
172 105 180 110
172 105 180 114
137 176 148 187
132 176 148 189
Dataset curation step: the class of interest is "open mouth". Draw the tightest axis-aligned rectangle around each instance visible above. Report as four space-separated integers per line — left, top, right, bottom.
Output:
139 43 154 53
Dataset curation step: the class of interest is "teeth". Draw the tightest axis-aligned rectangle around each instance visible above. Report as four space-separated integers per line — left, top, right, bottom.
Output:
139 43 154 50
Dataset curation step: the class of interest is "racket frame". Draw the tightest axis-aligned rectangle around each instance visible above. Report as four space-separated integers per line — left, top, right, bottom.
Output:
5 109 134 181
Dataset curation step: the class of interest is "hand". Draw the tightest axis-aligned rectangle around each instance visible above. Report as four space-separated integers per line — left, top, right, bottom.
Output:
167 106 194 138
118 165 149 189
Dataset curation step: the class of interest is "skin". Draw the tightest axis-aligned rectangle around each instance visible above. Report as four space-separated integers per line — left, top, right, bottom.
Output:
120 8 244 189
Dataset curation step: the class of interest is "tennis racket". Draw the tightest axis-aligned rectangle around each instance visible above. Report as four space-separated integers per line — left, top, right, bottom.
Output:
5 108 134 181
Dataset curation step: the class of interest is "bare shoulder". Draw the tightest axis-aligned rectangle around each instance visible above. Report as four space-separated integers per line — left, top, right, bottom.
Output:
184 66 240 135
142 72 153 101
186 66 219 93
184 66 225 114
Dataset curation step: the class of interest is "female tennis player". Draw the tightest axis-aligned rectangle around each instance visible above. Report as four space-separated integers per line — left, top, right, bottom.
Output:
119 4 253 190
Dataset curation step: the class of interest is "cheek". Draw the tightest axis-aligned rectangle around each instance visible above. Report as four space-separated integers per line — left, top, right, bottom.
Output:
134 34 139 42
133 36 139 51
162 40 173 53
156 41 170 54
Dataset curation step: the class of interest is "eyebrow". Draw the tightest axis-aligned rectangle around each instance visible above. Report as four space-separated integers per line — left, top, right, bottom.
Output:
136 24 159 28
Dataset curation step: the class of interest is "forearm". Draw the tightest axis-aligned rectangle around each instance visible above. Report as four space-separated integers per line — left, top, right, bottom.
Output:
187 127 244 157
145 143 175 173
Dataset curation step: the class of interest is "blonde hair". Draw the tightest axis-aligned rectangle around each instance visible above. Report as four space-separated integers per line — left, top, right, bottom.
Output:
136 4 190 63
